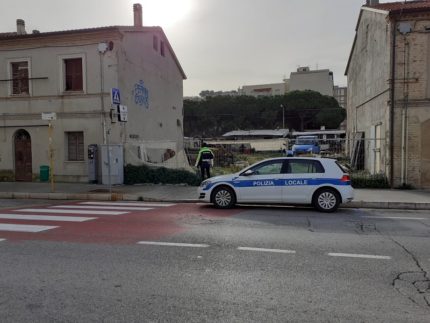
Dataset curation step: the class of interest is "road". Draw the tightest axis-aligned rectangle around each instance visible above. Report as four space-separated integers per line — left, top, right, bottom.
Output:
0 199 429 322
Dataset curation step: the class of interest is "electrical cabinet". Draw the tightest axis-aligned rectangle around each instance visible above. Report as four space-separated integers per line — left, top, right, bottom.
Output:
100 144 124 185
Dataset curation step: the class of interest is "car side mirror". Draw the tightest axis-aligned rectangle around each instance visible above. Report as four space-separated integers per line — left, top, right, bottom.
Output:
242 169 254 176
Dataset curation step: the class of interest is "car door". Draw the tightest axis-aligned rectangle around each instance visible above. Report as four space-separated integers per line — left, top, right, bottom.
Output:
282 159 325 204
234 159 286 203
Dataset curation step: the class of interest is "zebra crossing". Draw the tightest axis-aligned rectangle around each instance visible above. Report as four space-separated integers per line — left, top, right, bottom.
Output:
0 201 175 241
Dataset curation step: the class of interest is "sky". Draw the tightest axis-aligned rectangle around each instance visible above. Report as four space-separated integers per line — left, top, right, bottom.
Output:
0 0 391 96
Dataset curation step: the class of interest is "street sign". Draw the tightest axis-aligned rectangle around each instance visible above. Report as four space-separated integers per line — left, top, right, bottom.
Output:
111 88 121 105
41 112 57 120
117 105 128 122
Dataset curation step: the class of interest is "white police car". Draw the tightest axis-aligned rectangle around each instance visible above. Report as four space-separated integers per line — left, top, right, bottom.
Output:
198 157 354 212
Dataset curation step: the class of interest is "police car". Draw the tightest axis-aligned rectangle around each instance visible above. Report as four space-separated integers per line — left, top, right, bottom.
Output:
198 157 354 212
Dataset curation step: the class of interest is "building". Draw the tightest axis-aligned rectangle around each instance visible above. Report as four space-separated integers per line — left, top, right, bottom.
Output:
345 0 430 188
289 67 334 96
239 82 286 97
333 86 347 109
0 4 189 183
237 67 345 105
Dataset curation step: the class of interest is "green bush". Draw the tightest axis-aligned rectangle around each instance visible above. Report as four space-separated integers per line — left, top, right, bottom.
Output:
0 170 14 182
351 172 389 189
124 164 201 186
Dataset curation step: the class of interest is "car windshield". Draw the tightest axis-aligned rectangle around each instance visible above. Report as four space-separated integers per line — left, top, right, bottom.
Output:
296 138 317 145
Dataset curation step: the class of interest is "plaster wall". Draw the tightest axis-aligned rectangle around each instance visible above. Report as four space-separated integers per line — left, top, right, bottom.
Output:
289 69 334 96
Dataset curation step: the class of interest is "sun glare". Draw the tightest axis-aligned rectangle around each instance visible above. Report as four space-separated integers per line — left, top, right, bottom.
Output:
139 0 194 27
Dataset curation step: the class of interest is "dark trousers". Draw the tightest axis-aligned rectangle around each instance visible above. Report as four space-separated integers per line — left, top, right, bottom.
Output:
200 162 211 179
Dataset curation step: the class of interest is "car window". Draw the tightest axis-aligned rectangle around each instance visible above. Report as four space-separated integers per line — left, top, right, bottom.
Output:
335 161 349 173
287 159 325 174
249 160 284 175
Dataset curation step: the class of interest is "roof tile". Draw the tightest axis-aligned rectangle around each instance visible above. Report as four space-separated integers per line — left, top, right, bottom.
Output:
366 0 430 13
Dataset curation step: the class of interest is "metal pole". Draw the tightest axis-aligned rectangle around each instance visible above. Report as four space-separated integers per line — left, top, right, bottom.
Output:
106 129 112 195
48 121 55 192
100 52 106 145
281 104 285 129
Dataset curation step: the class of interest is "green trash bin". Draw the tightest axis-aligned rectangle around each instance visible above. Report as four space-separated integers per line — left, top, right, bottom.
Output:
40 165 50 182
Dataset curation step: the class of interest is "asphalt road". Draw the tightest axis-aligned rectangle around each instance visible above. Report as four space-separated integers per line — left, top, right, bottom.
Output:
0 199 429 322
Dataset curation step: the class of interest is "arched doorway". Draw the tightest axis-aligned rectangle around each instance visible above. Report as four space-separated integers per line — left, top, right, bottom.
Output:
14 129 32 181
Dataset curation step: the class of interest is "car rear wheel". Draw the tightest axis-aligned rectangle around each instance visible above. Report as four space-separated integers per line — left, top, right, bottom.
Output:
212 186 236 209
313 188 340 213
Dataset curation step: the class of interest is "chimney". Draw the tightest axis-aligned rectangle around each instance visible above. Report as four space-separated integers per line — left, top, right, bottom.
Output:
16 19 26 35
366 0 379 6
133 3 142 27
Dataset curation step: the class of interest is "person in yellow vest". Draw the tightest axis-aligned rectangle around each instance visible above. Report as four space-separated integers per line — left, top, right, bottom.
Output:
195 143 215 179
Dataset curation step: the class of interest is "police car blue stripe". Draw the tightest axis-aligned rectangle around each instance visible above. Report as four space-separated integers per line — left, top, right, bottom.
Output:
203 178 350 191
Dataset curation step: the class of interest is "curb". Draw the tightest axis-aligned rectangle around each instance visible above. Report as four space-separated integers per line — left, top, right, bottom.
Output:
0 192 429 210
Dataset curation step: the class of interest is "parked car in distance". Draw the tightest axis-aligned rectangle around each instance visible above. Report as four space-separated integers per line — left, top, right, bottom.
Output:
198 157 354 212
292 135 320 155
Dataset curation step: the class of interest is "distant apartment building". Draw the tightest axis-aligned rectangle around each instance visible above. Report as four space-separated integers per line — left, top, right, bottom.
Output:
289 67 334 96
334 86 347 108
239 83 286 97
236 67 345 106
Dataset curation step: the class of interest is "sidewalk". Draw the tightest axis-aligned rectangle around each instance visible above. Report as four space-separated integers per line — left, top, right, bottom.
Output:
0 182 429 210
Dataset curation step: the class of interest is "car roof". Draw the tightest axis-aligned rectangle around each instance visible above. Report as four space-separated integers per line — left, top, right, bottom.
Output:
260 157 334 162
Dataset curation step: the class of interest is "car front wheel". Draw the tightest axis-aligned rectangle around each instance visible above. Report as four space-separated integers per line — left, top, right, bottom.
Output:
212 186 236 209
313 188 340 213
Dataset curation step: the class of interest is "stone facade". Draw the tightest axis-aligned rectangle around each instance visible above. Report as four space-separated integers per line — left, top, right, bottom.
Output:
346 3 430 188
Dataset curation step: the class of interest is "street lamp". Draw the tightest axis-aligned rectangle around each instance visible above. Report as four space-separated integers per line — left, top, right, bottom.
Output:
280 104 285 129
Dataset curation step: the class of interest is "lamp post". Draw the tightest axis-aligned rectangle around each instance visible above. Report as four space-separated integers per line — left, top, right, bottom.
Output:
280 104 285 129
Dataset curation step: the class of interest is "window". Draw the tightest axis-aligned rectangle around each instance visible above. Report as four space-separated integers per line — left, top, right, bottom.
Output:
287 160 324 174
153 35 158 51
160 40 165 57
249 160 284 175
11 61 29 95
67 132 84 161
64 58 83 91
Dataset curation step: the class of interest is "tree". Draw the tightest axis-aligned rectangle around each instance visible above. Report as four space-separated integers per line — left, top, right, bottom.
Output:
183 90 345 137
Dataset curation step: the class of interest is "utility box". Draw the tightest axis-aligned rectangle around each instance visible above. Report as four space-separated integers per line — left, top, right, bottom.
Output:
87 144 98 183
100 144 124 185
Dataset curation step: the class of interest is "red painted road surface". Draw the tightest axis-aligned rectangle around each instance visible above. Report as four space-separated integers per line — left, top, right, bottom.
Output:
0 202 243 244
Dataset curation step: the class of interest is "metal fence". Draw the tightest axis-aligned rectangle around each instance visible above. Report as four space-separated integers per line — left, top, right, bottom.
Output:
186 137 388 178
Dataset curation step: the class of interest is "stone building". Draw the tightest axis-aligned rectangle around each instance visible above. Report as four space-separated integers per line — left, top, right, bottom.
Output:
0 4 189 182
345 0 430 188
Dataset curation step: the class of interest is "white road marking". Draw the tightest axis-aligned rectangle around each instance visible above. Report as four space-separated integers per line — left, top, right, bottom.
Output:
238 247 296 254
0 223 58 232
328 253 391 260
0 213 96 222
50 205 153 211
81 202 175 207
16 208 127 216
361 216 426 220
0 238 5 242
137 241 210 248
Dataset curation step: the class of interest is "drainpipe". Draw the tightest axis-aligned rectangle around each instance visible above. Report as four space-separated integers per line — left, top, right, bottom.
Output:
400 39 410 186
389 19 397 188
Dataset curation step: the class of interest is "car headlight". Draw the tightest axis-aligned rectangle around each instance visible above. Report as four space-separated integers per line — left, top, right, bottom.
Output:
200 180 211 188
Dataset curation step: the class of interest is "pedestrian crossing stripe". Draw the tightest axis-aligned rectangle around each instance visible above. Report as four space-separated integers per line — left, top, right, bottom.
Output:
0 223 58 232
0 238 5 242
80 201 176 207
0 213 96 222
15 209 127 216
49 205 153 211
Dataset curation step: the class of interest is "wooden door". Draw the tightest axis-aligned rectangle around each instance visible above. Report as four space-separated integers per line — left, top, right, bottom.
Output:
14 130 32 181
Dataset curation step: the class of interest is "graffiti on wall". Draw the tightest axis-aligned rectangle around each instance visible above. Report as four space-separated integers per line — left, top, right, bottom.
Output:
133 80 149 109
